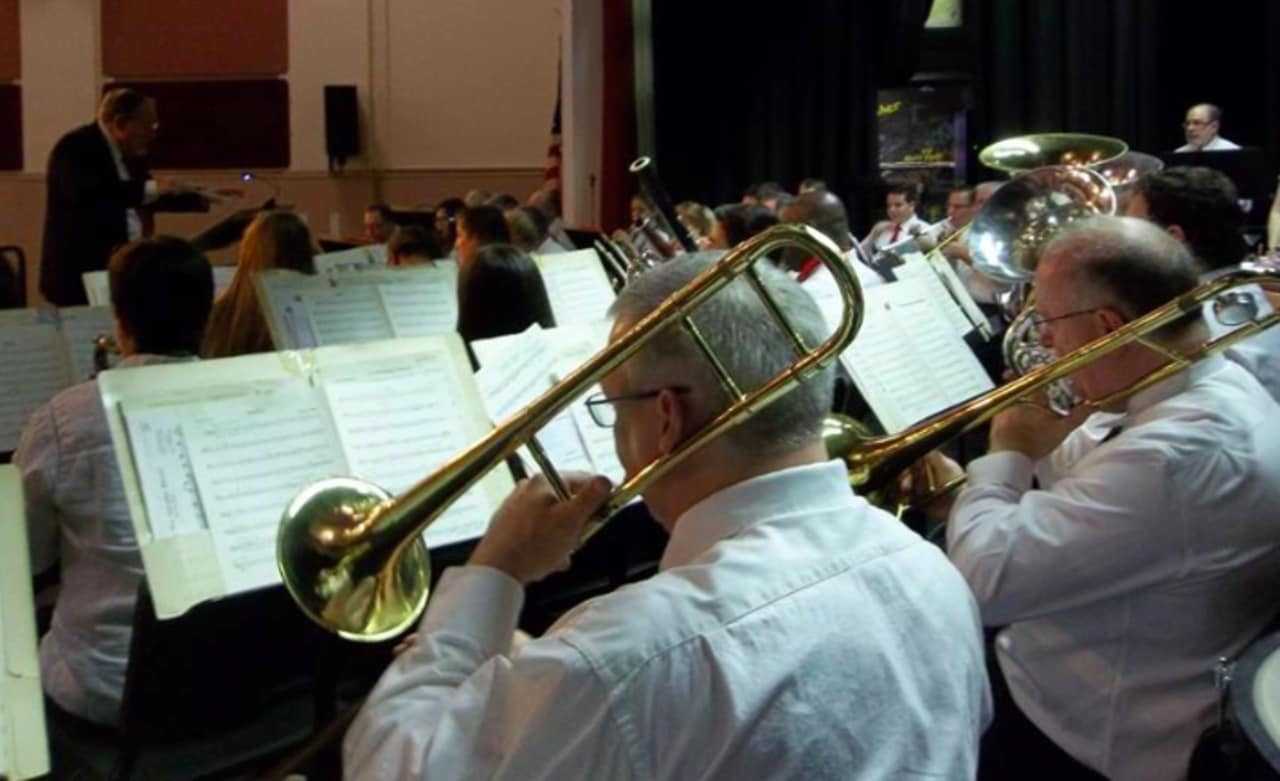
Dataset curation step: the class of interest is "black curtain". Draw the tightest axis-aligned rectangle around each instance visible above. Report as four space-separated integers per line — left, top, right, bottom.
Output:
648 0 928 232
973 0 1280 174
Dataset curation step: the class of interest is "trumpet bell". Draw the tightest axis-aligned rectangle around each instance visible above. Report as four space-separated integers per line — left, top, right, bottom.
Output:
278 476 431 641
979 133 1128 174
967 166 1117 285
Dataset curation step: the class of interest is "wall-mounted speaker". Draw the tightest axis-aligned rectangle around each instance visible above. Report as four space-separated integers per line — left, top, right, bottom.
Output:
324 85 360 171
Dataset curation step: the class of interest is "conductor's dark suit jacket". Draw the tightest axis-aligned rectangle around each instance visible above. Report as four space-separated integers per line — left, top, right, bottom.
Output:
40 123 150 306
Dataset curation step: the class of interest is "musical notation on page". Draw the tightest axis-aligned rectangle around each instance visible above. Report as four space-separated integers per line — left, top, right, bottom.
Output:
0 323 70 451
536 250 617 326
841 278 993 433
181 382 348 594
303 285 395 346
119 407 208 540
378 276 457 337
322 354 492 548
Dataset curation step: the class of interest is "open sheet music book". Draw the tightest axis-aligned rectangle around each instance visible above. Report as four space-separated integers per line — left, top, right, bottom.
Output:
0 306 115 451
470 322 624 486
256 265 459 350
97 335 514 619
311 244 389 275
532 249 617 326
82 267 236 308
893 251 992 338
803 271 994 434
0 466 51 781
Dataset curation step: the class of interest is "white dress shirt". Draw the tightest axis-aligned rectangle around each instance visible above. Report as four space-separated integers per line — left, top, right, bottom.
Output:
1175 135 1242 152
1201 267 1280 403
15 354 194 726
947 357 1280 781
345 460 992 780
863 214 931 254
97 123 158 241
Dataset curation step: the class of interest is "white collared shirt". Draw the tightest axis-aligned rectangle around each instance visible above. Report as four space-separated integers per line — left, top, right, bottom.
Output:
947 358 1280 781
865 214 931 252
1175 135 1242 152
15 354 196 726
97 122 157 241
344 460 991 780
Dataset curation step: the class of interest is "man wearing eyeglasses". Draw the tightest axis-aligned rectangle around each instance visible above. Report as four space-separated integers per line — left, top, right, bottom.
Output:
920 216 1280 780
1175 103 1241 152
344 252 991 780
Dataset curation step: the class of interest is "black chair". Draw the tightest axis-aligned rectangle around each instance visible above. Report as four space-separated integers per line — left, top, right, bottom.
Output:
0 245 24 308
47 582 336 780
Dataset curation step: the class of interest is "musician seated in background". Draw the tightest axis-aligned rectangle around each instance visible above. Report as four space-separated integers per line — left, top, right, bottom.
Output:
15 237 213 727
344 253 991 780
741 181 786 211
363 203 393 244
708 202 777 251
921 216 1280 781
456 244 555 363
922 186 975 247
527 183 574 251
860 181 929 256
675 200 717 249
434 197 466 258
504 205 564 256
455 204 512 268
943 181 1011 315
1175 103 1241 152
1127 166 1279 401
779 189 884 288
202 211 315 359
387 225 443 267
798 177 827 194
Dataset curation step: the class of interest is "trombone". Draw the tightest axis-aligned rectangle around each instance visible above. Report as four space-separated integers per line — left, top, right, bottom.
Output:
277 223 864 641
825 265 1280 506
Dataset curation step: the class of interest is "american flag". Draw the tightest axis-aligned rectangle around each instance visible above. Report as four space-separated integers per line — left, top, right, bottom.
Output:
545 62 562 186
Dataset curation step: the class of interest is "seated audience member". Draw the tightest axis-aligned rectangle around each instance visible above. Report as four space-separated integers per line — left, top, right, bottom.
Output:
798 177 827 194
675 201 717 249
15 237 214 727
388 225 443 267
202 211 315 359
1176 103 1241 152
1126 166 1278 401
455 205 512 268
456 243 555 349
434 197 466 257
505 206 563 256
345 252 991 779
709 203 778 250
925 216 1280 780
780 189 884 289
861 182 929 255
364 203 394 244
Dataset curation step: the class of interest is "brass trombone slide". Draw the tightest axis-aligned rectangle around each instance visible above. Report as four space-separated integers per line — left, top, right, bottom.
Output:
833 268 1280 500
278 224 863 641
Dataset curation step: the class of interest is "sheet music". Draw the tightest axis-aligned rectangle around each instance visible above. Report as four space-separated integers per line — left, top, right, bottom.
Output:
312 244 388 274
535 250 616 325
841 278 994 433
58 306 115 383
322 354 493 548
181 382 348 593
81 271 112 307
119 406 208 540
894 254 982 337
378 273 457 337
0 321 70 451
303 284 395 346
0 466 51 781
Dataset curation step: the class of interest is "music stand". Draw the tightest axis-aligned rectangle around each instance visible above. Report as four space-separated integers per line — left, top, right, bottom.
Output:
1159 148 1272 225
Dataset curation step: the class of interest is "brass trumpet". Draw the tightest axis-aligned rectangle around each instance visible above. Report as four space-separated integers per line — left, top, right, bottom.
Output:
827 266 1280 505
277 224 863 641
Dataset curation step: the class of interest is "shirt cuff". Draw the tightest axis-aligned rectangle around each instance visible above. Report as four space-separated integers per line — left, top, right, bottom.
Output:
418 565 525 655
966 450 1036 491
143 179 159 204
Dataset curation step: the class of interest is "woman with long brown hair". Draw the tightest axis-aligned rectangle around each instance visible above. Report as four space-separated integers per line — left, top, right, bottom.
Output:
202 211 315 358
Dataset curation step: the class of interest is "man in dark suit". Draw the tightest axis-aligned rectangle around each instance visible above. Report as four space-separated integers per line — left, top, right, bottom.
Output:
40 88 179 306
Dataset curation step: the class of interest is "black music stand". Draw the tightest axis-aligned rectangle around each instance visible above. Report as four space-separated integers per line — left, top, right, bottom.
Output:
1159 148 1272 225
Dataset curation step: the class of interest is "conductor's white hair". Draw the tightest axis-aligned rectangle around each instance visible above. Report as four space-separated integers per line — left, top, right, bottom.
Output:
608 252 835 455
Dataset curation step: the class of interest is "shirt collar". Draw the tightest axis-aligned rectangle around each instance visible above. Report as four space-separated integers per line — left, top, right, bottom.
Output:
1121 354 1226 423
659 459 851 571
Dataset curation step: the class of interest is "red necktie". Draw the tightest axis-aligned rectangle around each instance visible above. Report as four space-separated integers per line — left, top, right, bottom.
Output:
889 224 900 244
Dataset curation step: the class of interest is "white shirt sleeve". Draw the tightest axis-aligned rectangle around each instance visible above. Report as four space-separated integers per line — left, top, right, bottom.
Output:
946 441 1185 627
343 565 637 780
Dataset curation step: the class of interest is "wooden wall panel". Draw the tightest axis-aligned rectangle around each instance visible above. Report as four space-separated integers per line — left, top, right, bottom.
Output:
102 0 287 77
0 0 17 80
111 80 289 169
0 85 21 170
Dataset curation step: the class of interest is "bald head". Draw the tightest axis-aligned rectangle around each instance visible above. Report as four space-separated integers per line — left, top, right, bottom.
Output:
781 190 852 252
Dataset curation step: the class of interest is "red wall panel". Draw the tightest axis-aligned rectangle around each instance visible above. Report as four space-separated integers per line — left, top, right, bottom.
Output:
109 80 289 170
0 0 19 81
102 0 287 78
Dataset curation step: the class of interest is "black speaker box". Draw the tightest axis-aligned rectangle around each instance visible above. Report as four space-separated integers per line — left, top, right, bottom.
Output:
324 85 360 170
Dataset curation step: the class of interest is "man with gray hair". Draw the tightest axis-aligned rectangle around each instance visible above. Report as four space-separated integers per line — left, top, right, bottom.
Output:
345 252 991 779
922 216 1280 780
1176 103 1242 152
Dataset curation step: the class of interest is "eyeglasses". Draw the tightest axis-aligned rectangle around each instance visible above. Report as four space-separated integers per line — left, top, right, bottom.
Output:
1183 119 1215 128
583 387 690 428
1028 306 1106 329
